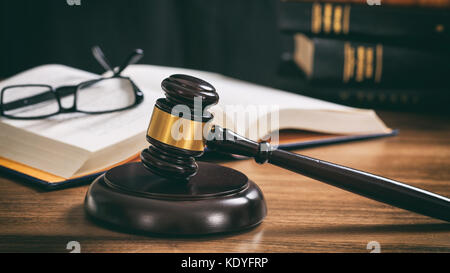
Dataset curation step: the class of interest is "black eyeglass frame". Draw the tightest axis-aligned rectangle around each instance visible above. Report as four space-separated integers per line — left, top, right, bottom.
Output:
0 46 144 120
0 76 144 120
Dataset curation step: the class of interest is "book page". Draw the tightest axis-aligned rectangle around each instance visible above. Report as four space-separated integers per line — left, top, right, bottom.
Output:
0 64 161 152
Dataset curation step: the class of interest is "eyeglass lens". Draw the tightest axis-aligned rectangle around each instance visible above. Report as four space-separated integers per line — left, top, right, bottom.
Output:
2 86 59 118
76 78 136 113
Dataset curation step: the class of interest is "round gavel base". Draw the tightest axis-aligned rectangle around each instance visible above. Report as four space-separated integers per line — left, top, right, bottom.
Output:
84 162 267 235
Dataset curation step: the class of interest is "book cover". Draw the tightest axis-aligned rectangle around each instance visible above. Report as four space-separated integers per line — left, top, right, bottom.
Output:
277 54 450 110
292 34 450 87
278 1 450 41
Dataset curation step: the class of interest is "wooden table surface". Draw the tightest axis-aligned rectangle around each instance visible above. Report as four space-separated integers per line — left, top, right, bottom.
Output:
0 111 449 253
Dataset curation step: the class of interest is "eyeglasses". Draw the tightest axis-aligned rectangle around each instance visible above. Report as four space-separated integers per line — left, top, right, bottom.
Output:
0 46 144 120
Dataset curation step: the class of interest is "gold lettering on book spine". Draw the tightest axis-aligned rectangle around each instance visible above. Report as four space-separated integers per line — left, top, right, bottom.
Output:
323 3 333 33
349 46 355 80
356 46 365 82
333 5 342 34
343 43 350 82
343 5 350 34
343 42 355 83
375 44 383 83
365 47 374 79
311 3 322 34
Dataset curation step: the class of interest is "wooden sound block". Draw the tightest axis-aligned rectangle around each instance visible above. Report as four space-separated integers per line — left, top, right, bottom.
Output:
84 162 267 235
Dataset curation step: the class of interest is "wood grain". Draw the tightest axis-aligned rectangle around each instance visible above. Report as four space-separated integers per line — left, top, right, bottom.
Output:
0 111 449 253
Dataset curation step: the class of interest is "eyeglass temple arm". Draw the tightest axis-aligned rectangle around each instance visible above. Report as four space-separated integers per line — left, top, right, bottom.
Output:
114 49 144 76
92 46 144 76
92 46 114 72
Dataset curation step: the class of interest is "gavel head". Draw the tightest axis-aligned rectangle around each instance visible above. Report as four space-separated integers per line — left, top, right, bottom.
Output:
140 74 219 181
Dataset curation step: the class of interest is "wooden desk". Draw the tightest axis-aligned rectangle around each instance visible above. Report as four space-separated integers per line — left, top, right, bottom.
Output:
0 111 449 253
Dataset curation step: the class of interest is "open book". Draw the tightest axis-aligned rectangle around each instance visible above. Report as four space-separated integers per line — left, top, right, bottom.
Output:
0 64 393 188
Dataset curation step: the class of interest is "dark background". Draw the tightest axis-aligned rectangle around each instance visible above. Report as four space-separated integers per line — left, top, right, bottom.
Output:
0 0 283 88
1 0 448 112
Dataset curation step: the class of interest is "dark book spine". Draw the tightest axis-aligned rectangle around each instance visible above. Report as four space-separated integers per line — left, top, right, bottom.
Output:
298 37 450 87
278 1 450 40
307 86 450 112
276 71 450 111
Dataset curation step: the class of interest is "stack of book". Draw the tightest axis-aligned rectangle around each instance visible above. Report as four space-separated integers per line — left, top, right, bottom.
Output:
277 0 450 110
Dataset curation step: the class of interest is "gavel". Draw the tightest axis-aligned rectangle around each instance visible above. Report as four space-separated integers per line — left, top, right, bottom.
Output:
141 74 450 222
85 74 449 236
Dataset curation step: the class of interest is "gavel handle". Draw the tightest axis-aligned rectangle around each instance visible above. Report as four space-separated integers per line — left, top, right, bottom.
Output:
207 126 450 222
269 149 450 222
